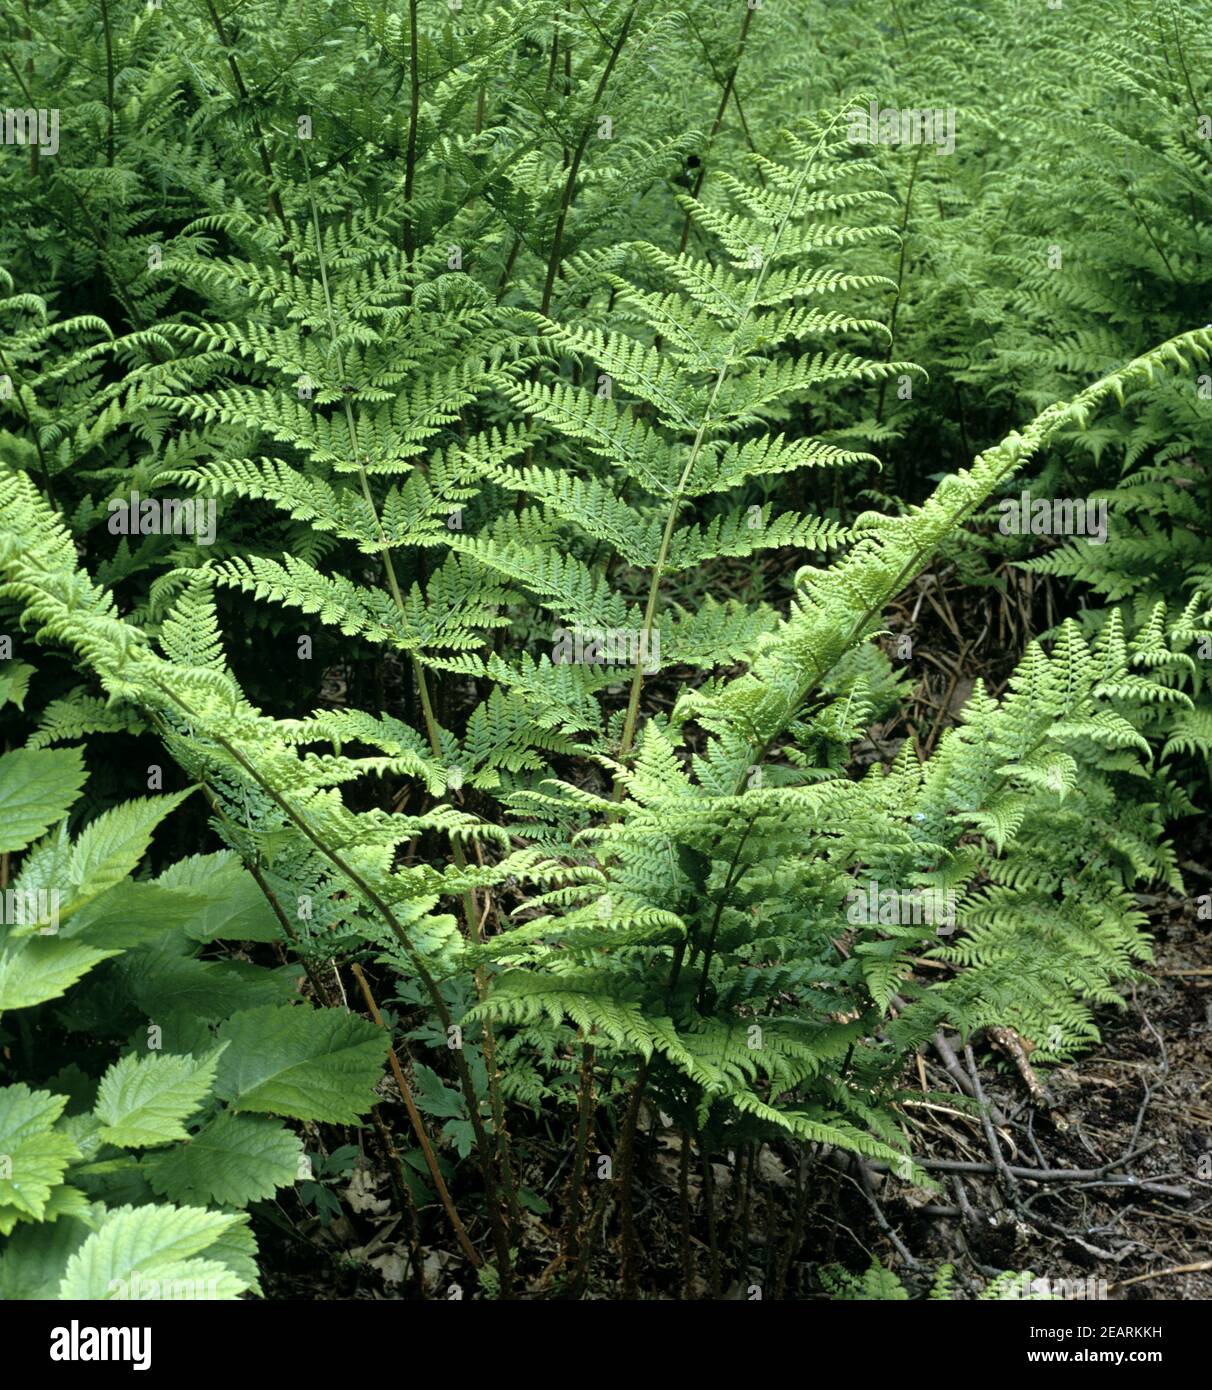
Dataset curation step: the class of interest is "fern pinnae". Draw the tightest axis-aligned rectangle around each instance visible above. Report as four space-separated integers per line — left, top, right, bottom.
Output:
298 150 524 1239
616 108 860 767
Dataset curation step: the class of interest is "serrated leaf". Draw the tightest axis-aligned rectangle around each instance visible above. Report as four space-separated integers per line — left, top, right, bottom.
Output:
200 1212 262 1296
0 1084 81 1224
0 747 87 853
94 1048 225 1148
0 1179 94 1238
155 852 281 942
0 1200 102 1299
0 936 120 1011
57 1203 249 1299
0 660 35 711
118 935 298 1019
145 1111 301 1207
68 880 212 949
66 789 194 913
214 1004 387 1123
412 1062 466 1120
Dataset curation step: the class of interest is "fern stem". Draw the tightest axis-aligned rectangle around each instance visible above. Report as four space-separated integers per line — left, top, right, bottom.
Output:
561 1032 597 1268
698 1125 722 1298
468 881 524 1234
1163 0 1204 129
368 1103 427 1295
678 1135 692 1298
17 0 36 176
676 1 756 255
539 1 639 316
149 673 516 1289
404 0 421 263
201 0 288 233
151 631 473 1259
98 0 115 168
773 1151 810 1297
617 115 848 767
299 149 521 1270
351 963 486 1269
616 1050 649 1297
1120 178 1179 281
874 141 924 426
694 811 758 1010
189 769 337 1007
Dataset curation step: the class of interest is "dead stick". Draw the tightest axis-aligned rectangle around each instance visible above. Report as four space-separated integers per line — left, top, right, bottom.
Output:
966 1041 1019 1198
1110 1260 1212 1292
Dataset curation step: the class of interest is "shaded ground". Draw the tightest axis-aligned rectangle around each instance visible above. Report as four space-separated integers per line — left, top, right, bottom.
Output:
864 846 1212 1302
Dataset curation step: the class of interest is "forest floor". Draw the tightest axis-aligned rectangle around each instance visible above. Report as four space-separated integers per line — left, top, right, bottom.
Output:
866 829 1212 1303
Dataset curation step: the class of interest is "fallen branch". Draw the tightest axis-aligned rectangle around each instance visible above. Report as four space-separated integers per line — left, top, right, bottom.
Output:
988 1025 1050 1107
1109 1260 1212 1293
866 1138 1190 1199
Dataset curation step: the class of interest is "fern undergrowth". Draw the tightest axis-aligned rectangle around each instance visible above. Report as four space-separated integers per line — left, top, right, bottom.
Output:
0 0 1208 1300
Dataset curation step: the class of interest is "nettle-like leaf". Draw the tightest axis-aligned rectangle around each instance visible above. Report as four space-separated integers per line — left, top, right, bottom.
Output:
0 1085 81 1231
93 1048 226 1149
144 1111 303 1208
65 789 196 915
0 660 35 711
214 1005 388 1124
0 937 122 1013
56 1203 253 1299
0 747 87 853
0 1199 102 1299
155 852 282 943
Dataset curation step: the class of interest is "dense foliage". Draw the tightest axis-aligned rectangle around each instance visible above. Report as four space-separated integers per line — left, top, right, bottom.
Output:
0 0 1207 1300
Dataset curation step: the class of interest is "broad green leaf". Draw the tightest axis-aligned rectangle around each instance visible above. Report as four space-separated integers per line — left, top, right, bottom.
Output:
0 1202 102 1299
0 937 120 1011
65 789 194 913
0 1085 81 1225
57 1203 249 1299
64 1155 154 1210
155 852 281 942
215 1004 387 1123
94 1048 226 1148
0 747 87 853
0 1180 94 1237
0 660 35 711
145 1110 302 1206
67 880 212 949
118 935 298 1019
201 1213 262 1296
413 1062 466 1120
